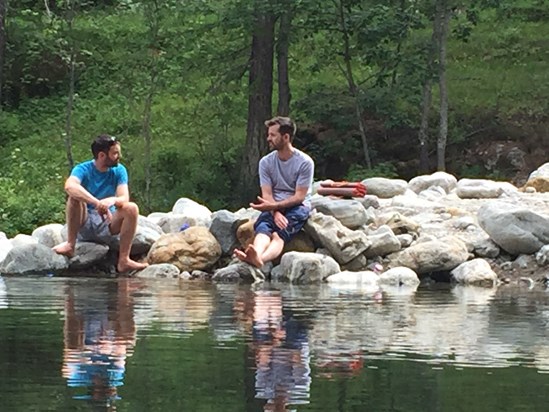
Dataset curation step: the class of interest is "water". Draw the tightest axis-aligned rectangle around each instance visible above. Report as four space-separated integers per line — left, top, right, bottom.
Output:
1 276 549 411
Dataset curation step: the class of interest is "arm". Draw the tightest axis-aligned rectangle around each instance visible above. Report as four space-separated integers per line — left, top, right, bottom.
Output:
251 186 308 212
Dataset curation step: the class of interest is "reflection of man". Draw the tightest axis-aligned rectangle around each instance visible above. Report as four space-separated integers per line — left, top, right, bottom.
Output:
53 134 148 273
236 289 311 411
235 117 314 268
62 279 138 407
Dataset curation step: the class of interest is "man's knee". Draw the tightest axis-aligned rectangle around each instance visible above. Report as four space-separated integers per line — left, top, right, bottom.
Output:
118 201 139 217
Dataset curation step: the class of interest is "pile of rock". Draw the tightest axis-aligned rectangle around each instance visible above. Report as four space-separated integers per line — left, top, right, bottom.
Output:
1 163 549 288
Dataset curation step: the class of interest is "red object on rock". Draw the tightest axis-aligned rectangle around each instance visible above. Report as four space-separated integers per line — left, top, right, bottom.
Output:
318 181 366 198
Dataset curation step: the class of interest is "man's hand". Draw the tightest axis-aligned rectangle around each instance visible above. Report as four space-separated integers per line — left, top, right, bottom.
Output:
250 196 277 212
273 210 288 230
95 198 114 221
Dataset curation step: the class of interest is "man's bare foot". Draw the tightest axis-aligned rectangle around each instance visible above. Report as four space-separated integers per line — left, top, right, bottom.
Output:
117 259 149 273
52 241 75 258
233 248 248 262
245 245 264 268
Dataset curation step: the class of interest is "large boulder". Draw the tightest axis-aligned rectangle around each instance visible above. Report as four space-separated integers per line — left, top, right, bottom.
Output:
32 224 65 248
364 225 401 258
68 242 110 270
378 267 420 286
477 201 549 255
147 226 222 272
171 198 212 227
212 262 265 283
522 163 549 192
408 171 457 194
209 210 249 256
362 177 408 198
0 244 69 275
456 178 518 199
271 251 340 283
311 198 371 229
450 258 497 286
387 236 469 274
304 212 371 264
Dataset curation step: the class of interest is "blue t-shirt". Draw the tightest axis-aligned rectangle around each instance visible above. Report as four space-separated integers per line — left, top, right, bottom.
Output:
71 160 128 211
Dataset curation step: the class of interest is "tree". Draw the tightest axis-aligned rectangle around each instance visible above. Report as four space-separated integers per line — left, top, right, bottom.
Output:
0 0 6 108
276 0 291 116
239 0 275 202
436 0 451 171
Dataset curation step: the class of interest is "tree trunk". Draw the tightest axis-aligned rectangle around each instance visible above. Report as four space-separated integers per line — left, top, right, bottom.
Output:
0 0 6 109
64 1 75 172
239 4 275 203
276 6 291 116
417 9 440 174
337 0 371 169
436 0 450 171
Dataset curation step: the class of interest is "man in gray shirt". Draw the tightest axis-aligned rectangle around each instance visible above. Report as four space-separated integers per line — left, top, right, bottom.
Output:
235 116 314 268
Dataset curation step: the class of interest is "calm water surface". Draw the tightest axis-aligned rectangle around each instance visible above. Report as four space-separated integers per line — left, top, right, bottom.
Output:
1 276 549 411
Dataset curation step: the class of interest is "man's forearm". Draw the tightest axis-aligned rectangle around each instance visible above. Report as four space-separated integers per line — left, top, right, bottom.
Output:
272 195 305 211
65 185 100 207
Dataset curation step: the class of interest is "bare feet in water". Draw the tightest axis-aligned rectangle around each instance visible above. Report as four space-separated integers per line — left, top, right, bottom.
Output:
52 241 75 258
117 259 149 273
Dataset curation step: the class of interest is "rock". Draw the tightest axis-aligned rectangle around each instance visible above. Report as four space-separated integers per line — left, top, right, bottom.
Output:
378 267 420 286
68 242 110 270
536 245 549 266
311 198 370 229
0 236 12 265
282 231 316 254
418 186 447 201
376 212 421 237
477 201 549 255
387 236 469 274
212 262 265 283
32 224 64 248
408 171 457 194
361 177 408 198
11 234 38 248
171 197 212 227
456 178 518 199
130 216 164 254
136 263 181 279
147 226 222 272
271 252 340 283
304 212 371 264
0 244 69 275
210 210 249 256
326 270 379 285
156 213 201 233
356 195 381 209
523 176 549 193
397 234 414 248
451 258 497 286
364 225 401 258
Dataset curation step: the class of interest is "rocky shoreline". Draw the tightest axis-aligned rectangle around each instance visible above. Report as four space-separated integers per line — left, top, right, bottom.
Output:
1 164 549 289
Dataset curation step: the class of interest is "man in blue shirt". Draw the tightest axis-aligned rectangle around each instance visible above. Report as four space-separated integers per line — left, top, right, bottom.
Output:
53 134 148 272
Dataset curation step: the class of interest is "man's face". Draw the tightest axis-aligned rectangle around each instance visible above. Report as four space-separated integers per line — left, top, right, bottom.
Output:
104 143 121 167
267 125 286 151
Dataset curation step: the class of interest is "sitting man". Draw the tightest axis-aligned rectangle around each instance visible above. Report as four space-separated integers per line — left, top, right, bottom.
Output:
235 116 314 268
53 134 148 273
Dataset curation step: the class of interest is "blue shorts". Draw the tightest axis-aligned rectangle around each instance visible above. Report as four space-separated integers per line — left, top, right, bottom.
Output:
254 204 310 244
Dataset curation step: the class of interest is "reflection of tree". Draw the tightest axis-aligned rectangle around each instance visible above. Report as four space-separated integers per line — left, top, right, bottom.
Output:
234 288 311 411
62 279 139 410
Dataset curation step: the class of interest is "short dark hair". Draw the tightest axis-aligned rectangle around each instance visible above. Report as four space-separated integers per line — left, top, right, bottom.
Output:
264 116 296 142
91 134 118 159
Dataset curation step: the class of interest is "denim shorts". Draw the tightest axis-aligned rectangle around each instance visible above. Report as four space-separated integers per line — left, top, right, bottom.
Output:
254 204 310 243
77 210 119 244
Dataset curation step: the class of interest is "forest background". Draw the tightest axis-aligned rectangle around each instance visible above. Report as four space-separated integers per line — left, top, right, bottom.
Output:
0 0 547 237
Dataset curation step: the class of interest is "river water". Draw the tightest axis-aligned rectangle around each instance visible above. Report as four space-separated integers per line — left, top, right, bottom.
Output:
1 276 549 411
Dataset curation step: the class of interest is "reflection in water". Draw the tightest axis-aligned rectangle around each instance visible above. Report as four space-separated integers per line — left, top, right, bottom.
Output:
62 279 138 409
0 276 7 309
234 288 311 411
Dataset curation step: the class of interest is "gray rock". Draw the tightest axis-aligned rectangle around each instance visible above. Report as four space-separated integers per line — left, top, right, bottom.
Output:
536 245 549 266
69 242 110 270
271 252 340 283
0 244 69 275
364 225 401 258
456 178 518 199
362 177 408 198
378 267 420 286
136 263 181 279
311 198 369 229
171 197 212 227
477 201 549 255
326 270 379 285
356 195 380 209
210 210 248 255
451 259 497 286
32 224 64 248
11 234 38 248
408 171 457 194
212 262 265 283
305 212 371 264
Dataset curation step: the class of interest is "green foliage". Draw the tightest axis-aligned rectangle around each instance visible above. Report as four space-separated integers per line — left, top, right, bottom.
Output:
345 162 398 181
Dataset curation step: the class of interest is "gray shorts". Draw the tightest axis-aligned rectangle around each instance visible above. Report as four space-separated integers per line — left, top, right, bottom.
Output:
77 210 119 244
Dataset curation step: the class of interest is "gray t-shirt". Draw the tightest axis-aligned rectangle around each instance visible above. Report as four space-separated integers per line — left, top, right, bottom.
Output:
258 149 314 205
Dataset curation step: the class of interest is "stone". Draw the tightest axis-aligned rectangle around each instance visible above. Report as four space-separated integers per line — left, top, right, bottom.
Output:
68 242 110 270
408 171 457 194
136 263 181 279
212 262 265 283
210 210 249 256
361 177 408 198
171 197 212 227
378 267 420 286
311 198 370 229
451 258 497 286
0 243 69 275
270 252 340 283
147 226 222 272
32 224 64 248
364 225 401 258
456 178 518 199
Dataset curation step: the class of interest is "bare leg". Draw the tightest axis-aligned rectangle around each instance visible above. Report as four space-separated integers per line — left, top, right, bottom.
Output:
259 232 285 264
245 233 273 268
109 202 149 272
53 197 87 257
